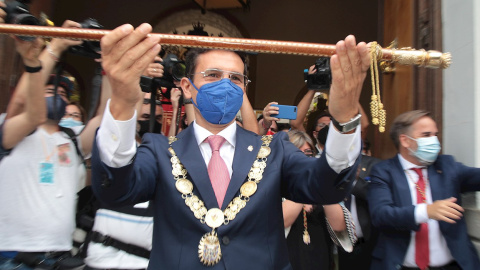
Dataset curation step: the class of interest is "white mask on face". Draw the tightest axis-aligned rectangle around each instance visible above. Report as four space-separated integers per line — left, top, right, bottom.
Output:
406 135 441 165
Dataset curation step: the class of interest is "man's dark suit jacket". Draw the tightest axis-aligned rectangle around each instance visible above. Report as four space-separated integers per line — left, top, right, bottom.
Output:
368 154 480 270
91 125 357 270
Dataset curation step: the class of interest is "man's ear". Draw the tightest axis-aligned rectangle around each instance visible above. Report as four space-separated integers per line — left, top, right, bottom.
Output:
180 77 192 99
399 134 411 149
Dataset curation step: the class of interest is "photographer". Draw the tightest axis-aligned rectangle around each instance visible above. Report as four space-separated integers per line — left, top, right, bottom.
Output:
291 63 369 141
0 17 111 269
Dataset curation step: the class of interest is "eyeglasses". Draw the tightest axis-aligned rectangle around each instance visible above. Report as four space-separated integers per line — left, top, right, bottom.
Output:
316 123 328 129
192 68 251 86
64 112 82 119
302 149 314 157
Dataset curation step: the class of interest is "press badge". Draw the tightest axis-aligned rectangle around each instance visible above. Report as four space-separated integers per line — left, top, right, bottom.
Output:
40 162 54 184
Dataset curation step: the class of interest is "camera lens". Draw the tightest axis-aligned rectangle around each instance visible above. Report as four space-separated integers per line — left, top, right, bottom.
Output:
172 63 186 81
5 1 40 41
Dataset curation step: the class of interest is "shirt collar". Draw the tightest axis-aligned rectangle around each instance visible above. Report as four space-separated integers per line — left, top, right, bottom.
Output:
193 121 237 147
398 153 424 171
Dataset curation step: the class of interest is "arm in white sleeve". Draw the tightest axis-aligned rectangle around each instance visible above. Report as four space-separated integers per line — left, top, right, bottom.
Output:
415 203 429 224
96 99 137 168
324 122 361 173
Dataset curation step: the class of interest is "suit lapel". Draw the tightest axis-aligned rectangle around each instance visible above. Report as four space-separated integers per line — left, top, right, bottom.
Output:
427 164 443 202
221 127 261 209
171 125 218 209
393 156 414 206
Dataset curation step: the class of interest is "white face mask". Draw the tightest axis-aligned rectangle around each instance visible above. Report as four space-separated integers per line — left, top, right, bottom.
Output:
406 135 441 165
59 117 83 128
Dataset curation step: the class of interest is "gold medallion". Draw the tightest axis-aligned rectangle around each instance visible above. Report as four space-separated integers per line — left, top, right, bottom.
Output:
198 231 222 266
168 135 273 267
253 160 266 169
240 181 257 197
257 146 271 158
175 179 193 194
205 208 225 229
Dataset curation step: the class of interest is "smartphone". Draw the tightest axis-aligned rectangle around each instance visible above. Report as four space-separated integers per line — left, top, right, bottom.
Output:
271 105 297 120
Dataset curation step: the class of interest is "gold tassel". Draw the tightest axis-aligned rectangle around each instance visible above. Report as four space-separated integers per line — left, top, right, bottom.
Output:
369 42 386 133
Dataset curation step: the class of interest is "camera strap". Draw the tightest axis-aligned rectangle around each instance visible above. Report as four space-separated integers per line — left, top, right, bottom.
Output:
90 231 151 259
60 126 85 167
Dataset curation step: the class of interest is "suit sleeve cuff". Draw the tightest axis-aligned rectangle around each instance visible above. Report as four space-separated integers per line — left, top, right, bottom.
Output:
415 203 429 224
324 122 361 173
97 99 137 168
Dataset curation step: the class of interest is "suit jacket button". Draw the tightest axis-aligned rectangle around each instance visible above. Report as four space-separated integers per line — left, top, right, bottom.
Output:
222 236 230 245
101 174 111 187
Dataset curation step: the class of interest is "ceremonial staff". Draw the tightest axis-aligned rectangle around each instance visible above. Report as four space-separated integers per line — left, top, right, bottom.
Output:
0 24 451 69
0 24 452 132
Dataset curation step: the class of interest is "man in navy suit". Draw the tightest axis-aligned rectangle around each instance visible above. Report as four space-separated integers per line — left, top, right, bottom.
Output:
368 110 480 270
91 23 370 269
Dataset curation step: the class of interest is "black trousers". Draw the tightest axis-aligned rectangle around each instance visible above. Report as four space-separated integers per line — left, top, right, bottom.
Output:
338 237 375 270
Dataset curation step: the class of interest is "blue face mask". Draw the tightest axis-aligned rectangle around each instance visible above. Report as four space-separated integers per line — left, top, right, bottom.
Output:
190 78 244 125
59 117 83 128
46 96 67 121
407 135 441 165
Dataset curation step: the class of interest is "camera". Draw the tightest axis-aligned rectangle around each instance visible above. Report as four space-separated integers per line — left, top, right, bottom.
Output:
161 53 186 83
2 0 39 41
69 18 103 58
140 53 186 101
304 57 332 91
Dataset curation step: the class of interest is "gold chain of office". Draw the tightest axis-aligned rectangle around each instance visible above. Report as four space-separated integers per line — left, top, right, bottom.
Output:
168 135 273 266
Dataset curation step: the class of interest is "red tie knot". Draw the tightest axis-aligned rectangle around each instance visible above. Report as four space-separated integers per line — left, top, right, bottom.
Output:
207 135 226 152
411 167 424 177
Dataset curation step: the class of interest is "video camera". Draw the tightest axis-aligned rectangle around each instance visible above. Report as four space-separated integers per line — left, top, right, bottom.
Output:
2 0 39 41
304 57 332 91
69 18 103 58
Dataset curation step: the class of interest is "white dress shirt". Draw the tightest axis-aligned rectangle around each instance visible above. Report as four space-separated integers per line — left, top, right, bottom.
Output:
349 191 364 238
397 154 454 267
97 99 360 173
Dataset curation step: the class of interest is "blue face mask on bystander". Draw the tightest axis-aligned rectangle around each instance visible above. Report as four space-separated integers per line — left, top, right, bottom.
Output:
189 78 244 125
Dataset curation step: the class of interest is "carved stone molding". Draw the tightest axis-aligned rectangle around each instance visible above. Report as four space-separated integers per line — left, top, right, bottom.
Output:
153 9 243 38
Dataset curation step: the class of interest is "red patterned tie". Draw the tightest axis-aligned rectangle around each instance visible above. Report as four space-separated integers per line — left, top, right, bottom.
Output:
206 135 230 208
411 167 429 270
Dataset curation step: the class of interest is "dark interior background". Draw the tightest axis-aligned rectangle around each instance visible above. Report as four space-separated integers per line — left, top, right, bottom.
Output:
47 0 379 111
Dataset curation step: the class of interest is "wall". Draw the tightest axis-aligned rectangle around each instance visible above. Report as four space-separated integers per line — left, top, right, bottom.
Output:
442 0 480 255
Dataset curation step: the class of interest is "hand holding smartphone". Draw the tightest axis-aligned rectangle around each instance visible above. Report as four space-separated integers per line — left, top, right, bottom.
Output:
271 105 297 120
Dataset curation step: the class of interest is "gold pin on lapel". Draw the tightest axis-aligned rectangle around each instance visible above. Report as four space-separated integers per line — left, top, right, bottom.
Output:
437 170 442 174
248 145 253 152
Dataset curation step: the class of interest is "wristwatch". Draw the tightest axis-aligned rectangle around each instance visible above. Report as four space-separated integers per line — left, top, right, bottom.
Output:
331 113 361 133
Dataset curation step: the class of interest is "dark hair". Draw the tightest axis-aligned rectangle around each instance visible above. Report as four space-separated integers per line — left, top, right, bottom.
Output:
68 101 87 123
47 74 74 98
389 110 432 150
185 48 248 80
306 110 331 142
277 123 291 132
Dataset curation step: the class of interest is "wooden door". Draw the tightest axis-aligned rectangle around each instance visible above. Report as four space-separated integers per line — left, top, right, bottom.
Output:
373 0 443 159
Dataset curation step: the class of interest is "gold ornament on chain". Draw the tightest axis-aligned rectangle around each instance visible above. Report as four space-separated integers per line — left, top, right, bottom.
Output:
168 135 273 266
